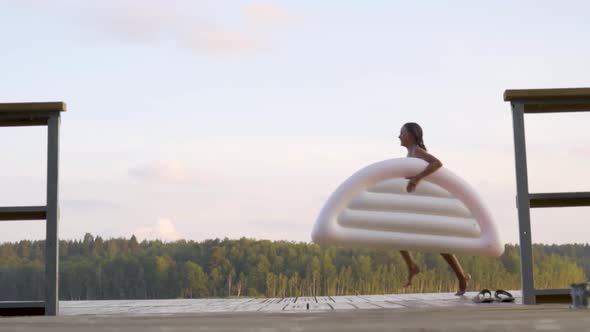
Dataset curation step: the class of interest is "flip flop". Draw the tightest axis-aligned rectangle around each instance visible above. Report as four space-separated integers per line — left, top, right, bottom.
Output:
472 289 494 303
494 290 515 303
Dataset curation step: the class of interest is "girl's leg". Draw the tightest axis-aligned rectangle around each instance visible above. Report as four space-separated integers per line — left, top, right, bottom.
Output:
440 253 471 296
400 250 420 287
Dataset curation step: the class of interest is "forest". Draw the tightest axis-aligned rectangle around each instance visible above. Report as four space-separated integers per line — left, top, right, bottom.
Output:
0 234 588 300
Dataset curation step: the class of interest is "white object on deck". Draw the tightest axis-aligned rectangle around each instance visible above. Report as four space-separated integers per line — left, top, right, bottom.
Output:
311 158 504 256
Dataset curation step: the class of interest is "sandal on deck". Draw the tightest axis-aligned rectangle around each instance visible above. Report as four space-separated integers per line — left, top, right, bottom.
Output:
494 290 515 303
472 289 494 303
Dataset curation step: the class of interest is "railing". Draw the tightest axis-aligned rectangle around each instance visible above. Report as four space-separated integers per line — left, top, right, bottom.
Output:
0 102 65 316
504 88 590 304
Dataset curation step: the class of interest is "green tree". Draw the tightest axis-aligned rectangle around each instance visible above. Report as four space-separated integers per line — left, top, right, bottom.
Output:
180 261 207 298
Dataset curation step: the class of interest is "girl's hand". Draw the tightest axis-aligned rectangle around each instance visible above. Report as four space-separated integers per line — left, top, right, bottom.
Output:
406 176 421 192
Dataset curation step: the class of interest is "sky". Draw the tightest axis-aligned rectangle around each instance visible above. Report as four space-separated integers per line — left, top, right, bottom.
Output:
0 0 589 245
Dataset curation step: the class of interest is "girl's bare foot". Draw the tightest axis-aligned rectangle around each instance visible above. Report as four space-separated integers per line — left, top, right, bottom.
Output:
403 265 420 287
455 273 471 296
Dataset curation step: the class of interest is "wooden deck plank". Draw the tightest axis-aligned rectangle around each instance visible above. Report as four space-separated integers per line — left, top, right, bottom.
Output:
529 192 590 208
0 206 46 221
504 88 590 101
0 102 66 113
283 302 333 311
57 291 523 316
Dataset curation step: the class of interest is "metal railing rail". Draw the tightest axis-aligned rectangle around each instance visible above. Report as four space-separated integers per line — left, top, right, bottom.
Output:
0 102 65 316
504 88 590 304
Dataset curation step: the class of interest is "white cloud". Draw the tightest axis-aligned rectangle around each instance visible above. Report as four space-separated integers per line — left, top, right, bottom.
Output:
242 2 299 24
84 2 283 55
181 30 260 56
128 160 189 182
13 1 300 56
134 218 182 241
62 199 121 211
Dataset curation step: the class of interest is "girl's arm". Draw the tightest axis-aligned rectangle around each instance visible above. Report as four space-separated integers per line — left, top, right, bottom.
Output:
406 147 443 192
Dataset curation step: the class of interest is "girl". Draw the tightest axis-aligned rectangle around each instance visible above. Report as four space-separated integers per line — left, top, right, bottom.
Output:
398 122 471 296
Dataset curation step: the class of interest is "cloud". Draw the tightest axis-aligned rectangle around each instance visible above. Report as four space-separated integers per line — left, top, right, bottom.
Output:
181 30 260 56
84 2 273 55
134 218 182 241
242 2 299 24
97 4 177 42
101 4 260 55
128 160 189 182
17 1 299 56
62 199 121 211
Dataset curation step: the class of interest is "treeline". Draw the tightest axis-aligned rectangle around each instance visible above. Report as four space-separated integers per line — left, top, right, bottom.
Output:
0 234 588 301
